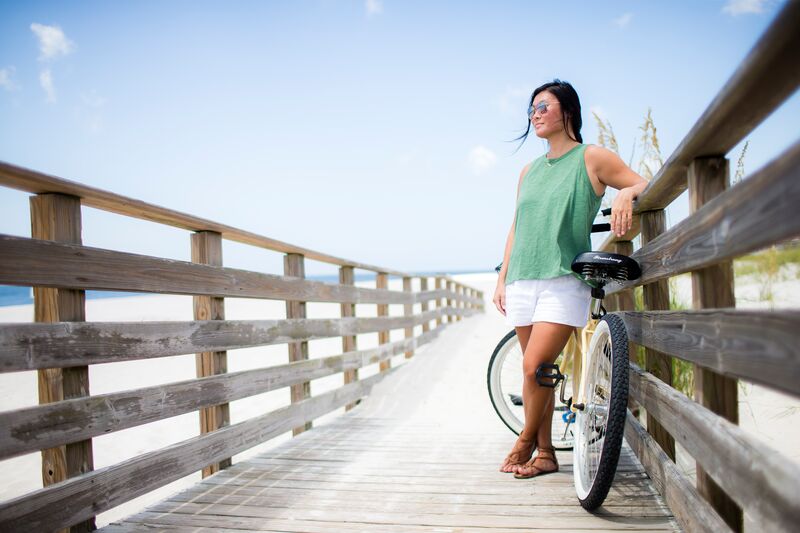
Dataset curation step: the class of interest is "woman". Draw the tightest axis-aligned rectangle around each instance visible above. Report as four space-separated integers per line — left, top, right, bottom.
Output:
494 80 647 479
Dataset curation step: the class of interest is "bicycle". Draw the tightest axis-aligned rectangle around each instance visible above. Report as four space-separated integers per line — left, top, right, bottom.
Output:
487 209 641 510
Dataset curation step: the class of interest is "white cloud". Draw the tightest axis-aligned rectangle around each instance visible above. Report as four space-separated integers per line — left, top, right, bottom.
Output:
30 23 75 61
613 13 633 28
468 146 497 175
365 0 383 16
40 68 56 103
0 67 20 91
722 0 769 15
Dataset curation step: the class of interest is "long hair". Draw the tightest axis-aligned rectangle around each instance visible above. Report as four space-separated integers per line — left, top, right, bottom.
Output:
513 79 583 150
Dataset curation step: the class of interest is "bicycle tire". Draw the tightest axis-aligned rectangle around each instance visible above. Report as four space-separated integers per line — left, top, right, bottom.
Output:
487 329 574 450
573 313 629 510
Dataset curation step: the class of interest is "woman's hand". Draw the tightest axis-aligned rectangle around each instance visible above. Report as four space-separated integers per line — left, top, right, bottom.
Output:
493 282 506 316
611 187 636 237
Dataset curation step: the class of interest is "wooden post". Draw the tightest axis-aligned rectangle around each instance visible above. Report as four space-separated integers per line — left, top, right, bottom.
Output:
456 284 463 321
435 277 444 326
403 276 414 359
191 231 232 476
446 280 454 323
376 272 390 371
30 194 95 533
419 277 430 333
611 241 636 313
688 157 742 532
285 253 312 435
640 210 676 461
340 266 359 411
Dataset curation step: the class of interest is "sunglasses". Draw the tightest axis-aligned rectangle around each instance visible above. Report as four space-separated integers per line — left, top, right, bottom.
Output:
528 100 557 119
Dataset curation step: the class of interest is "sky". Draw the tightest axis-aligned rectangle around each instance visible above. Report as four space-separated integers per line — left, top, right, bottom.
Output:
0 0 797 277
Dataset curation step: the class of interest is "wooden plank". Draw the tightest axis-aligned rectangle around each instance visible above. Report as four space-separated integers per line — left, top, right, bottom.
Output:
0 326 445 461
403 277 413 358
284 253 311 436
191 231 231 476
110 511 676 533
376 273 390 372
446 280 454 323
0 370 391 533
419 277 430 333
339 266 358 411
620 309 800 398
0 161 410 277
30 193 95 533
639 209 675 461
608 138 800 293
0 233 414 304
599 0 800 251
0 310 454 372
628 362 800 532
625 411 731 533
687 157 742 531
435 277 443 326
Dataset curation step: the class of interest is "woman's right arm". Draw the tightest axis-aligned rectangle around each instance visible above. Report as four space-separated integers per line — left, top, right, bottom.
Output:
493 164 530 315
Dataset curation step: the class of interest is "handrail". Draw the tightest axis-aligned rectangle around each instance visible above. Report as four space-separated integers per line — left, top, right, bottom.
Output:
601 0 800 248
0 160 411 277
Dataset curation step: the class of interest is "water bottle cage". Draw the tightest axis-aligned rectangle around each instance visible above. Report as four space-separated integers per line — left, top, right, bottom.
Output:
535 363 565 388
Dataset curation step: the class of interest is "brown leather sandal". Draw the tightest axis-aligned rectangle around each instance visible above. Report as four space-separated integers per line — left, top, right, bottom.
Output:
513 446 559 479
499 436 536 473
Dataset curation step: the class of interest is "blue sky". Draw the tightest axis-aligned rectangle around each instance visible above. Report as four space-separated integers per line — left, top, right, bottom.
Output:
0 0 796 276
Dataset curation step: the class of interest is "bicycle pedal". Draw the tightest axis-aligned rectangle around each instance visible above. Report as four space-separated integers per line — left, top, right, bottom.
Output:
536 363 565 388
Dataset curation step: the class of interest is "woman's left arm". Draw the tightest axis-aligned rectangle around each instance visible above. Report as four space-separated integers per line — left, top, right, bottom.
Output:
586 145 649 238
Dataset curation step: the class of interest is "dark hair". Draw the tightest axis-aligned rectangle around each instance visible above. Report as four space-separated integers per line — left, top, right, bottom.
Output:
513 79 583 150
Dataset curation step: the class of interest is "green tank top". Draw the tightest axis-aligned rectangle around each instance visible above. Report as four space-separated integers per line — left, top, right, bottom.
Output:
505 144 603 285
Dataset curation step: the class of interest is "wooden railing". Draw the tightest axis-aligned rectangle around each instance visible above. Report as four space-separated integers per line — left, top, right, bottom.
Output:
602 2 800 532
0 162 484 532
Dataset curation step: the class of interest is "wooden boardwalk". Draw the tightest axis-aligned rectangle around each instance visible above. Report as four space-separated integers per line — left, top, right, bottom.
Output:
100 312 678 532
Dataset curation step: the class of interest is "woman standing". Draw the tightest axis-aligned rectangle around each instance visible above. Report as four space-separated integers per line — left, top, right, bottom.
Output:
494 80 647 479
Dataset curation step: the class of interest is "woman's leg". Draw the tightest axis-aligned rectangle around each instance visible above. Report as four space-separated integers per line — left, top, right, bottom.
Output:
514 321 575 475
499 325 536 472
517 326 557 450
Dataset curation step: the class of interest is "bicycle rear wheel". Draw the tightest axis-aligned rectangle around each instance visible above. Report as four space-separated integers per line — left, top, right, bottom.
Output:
487 330 574 450
573 313 629 510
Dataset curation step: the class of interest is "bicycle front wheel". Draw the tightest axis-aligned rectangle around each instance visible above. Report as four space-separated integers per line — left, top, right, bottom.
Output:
486 329 574 450
573 313 629 510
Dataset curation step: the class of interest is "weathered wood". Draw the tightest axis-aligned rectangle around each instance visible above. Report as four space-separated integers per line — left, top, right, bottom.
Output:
403 277 413 359
600 0 800 252
607 138 800 293
192 231 231 476
628 363 800 532
0 234 415 304
687 157 741 531
419 277 430 334
30 193 95 533
285 253 311 436
339 266 358 411
0 308 456 371
0 161 410 277
446 280 454 323
639 209 675 461
625 412 731 533
435 278 443 326
376 273 390 372
620 309 800 398
0 371 391 533
0 326 444 461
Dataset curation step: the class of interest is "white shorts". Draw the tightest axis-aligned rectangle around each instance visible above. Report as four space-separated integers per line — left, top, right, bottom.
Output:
505 275 592 328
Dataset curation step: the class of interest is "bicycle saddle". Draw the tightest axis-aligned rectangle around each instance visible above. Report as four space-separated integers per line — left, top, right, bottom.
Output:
571 252 641 284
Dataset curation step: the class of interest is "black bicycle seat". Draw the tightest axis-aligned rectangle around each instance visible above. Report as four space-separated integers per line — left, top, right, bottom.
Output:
571 251 641 284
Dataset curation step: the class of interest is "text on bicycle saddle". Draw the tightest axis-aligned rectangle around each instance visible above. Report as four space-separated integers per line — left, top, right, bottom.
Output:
570 252 641 284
